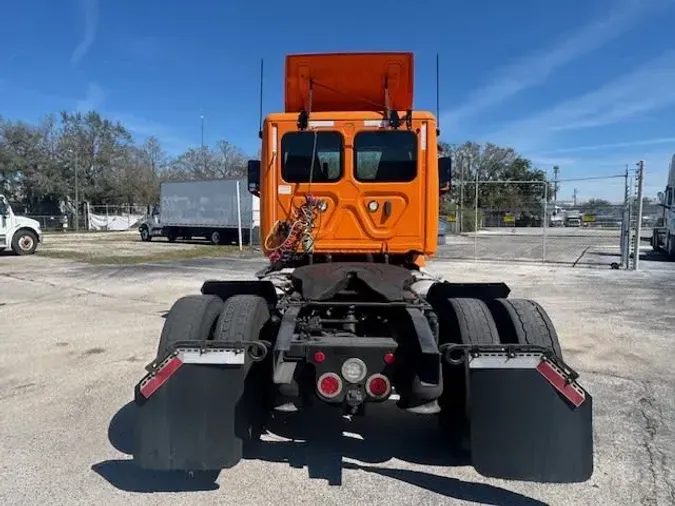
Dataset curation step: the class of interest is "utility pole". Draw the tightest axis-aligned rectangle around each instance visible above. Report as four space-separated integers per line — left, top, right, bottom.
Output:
573 188 578 206
68 148 80 232
553 166 560 202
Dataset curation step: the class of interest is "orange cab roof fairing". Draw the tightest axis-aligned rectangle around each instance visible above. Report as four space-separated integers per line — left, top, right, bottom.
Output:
284 52 414 113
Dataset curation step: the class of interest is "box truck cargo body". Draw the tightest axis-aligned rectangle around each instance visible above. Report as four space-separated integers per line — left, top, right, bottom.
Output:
139 177 259 245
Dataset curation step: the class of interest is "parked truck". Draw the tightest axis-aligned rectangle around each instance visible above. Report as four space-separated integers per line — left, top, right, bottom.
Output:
651 153 675 257
138 177 258 245
129 52 593 484
0 194 42 255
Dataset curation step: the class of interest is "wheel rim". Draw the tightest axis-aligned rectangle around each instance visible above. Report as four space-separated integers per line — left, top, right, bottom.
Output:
212 232 220 243
19 236 34 251
141 228 148 239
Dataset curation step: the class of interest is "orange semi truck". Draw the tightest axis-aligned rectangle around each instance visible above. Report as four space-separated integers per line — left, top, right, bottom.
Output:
130 52 593 483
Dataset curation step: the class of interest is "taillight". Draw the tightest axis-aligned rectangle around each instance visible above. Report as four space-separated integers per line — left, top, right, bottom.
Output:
365 374 391 399
317 372 342 399
383 352 395 364
313 350 326 363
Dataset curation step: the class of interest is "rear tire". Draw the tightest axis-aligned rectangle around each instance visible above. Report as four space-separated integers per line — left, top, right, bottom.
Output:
488 298 563 359
434 298 501 448
214 295 272 447
156 295 224 361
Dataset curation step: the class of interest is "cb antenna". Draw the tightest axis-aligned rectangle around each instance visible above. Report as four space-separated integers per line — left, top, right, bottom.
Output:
436 53 441 136
258 58 264 139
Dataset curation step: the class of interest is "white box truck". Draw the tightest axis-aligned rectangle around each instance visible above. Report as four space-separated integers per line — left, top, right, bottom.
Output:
138 177 259 245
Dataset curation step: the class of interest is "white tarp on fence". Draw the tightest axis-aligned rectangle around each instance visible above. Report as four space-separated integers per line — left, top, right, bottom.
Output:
87 212 145 231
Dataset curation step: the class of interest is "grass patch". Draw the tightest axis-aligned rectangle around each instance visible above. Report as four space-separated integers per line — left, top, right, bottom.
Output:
36 245 253 265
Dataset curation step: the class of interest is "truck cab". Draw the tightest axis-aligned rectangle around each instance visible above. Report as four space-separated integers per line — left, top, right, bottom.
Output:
138 204 163 242
0 194 42 255
247 52 451 268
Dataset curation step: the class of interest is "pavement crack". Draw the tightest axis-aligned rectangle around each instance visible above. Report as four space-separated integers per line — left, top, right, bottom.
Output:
637 381 672 506
0 271 159 308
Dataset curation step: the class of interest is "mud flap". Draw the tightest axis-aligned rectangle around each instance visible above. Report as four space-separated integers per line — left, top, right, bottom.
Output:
468 355 593 483
133 360 249 471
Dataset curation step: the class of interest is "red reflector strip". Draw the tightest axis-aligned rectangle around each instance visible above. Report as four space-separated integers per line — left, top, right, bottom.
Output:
536 359 586 407
139 356 183 399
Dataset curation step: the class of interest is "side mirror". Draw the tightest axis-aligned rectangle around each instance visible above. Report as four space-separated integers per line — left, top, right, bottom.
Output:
247 159 260 197
657 191 664 204
438 157 452 194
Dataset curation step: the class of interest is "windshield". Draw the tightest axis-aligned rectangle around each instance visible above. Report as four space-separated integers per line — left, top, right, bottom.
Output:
280 131 343 182
354 130 417 182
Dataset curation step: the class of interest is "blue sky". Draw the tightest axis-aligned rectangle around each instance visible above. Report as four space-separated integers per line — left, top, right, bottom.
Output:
1 0 675 202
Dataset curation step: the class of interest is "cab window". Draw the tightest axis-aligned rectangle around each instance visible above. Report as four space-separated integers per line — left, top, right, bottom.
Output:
280 131 343 183
354 130 417 182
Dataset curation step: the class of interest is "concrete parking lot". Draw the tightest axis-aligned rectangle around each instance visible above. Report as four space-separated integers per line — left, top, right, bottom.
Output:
1 233 674 506
439 227 668 269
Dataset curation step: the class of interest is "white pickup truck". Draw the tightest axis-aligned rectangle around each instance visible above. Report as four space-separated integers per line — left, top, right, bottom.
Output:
0 195 43 255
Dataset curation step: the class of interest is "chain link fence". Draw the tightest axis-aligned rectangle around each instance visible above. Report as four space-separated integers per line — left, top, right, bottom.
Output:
438 167 647 268
85 204 149 231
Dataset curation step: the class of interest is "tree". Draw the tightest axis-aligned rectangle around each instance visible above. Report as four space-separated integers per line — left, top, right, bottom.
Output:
579 199 612 212
438 140 552 229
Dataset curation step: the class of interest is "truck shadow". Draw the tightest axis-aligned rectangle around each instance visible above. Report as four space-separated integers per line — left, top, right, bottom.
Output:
94 400 548 505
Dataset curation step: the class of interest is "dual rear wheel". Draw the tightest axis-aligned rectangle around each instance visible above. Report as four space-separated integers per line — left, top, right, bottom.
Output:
156 292 272 467
433 297 563 446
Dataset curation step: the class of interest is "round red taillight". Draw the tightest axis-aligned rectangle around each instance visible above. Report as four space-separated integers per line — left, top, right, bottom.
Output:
317 373 342 398
366 374 391 398
313 351 326 363
383 352 395 364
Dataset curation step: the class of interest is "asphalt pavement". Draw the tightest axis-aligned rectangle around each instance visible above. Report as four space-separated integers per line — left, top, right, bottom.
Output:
1 253 674 506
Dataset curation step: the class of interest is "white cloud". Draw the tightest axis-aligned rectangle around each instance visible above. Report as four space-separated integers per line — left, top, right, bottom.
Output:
486 49 675 151
75 82 105 112
539 137 675 155
71 0 99 65
442 0 663 124
112 113 191 155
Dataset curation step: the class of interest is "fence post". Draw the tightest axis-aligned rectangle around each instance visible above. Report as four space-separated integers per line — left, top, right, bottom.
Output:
236 181 243 252
474 158 479 261
542 181 548 263
634 160 645 270
621 166 630 269
458 154 464 234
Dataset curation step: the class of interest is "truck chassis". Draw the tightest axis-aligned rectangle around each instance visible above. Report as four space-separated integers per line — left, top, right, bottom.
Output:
131 262 593 483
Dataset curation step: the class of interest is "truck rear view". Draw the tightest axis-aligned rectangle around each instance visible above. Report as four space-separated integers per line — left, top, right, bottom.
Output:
128 51 594 486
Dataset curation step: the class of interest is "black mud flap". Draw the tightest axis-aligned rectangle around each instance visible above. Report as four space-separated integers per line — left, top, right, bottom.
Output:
468 356 593 483
133 361 249 471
